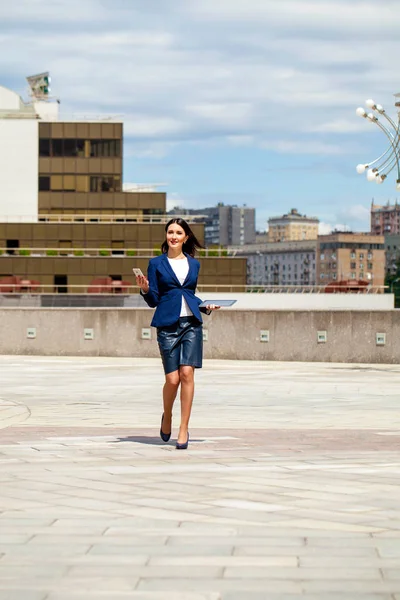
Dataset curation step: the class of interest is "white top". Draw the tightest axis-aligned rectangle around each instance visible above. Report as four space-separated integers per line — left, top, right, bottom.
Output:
167 257 193 317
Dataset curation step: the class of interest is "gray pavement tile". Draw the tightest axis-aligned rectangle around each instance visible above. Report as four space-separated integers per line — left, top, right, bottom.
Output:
2 357 400 599
66 565 224 578
136 579 303 593
27 535 167 546
223 566 382 580
233 545 378 557
381 570 400 580
222 595 393 600
0 536 33 545
88 544 233 556
0 593 47 600
0 544 91 559
46 594 221 600
303 581 400 594
148 556 297 567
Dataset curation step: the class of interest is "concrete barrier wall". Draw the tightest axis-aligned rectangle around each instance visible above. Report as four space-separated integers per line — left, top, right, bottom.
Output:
198 292 394 311
0 308 399 363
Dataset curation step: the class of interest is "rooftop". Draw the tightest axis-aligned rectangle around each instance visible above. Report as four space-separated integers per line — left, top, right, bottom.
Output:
268 208 319 223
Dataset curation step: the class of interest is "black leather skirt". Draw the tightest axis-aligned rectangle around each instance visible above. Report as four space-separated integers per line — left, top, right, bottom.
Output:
157 316 203 375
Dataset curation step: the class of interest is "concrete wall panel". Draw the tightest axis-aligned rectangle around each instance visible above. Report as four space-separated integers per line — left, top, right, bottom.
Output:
0 308 399 363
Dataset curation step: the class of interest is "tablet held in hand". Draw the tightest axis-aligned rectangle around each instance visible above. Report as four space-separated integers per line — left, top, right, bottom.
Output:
199 299 237 307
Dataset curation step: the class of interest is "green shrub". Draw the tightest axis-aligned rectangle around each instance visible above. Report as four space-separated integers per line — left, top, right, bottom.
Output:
153 247 162 256
126 250 137 256
46 250 58 256
99 250 111 256
74 250 84 256
19 249 31 256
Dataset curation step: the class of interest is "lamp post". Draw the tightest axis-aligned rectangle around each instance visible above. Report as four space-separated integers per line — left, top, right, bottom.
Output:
355 97 400 189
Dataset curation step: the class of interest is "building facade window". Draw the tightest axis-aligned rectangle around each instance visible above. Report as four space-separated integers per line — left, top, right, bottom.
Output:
90 176 121 192
90 139 121 158
39 138 121 158
39 139 50 157
39 176 50 191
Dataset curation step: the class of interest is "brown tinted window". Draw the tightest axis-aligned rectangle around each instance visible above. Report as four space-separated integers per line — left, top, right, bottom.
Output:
90 176 121 192
39 176 50 191
90 140 121 157
52 139 63 157
62 139 85 157
64 140 76 156
39 139 50 157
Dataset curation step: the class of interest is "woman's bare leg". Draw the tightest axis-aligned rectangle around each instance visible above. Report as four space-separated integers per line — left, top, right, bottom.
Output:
177 365 195 443
162 370 180 433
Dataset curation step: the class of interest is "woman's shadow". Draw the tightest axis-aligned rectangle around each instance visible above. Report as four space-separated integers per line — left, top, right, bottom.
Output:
113 435 173 446
112 435 202 446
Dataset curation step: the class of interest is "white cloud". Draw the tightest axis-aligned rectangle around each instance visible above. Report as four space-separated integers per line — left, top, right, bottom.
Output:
260 140 344 155
1 0 399 156
186 0 399 34
318 222 350 235
318 204 370 234
166 193 186 212
337 203 370 229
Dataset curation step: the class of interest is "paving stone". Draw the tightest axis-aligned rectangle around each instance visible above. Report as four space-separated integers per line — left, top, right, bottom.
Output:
46 594 221 600
222 595 392 600
0 593 48 600
137 578 304 592
88 544 233 556
1 356 400 599
223 566 382 580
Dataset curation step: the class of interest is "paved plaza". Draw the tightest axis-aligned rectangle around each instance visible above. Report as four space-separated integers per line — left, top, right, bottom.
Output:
1 355 400 599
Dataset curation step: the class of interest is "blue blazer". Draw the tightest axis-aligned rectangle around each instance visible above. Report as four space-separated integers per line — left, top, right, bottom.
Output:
141 253 209 327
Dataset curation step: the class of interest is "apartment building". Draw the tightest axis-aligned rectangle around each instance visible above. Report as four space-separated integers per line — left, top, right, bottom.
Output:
385 234 400 275
317 232 385 287
267 208 319 243
371 201 400 235
169 204 256 246
0 75 246 293
231 240 316 286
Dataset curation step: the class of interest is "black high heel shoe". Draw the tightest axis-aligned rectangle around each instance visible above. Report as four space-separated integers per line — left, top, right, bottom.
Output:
176 432 189 450
160 413 171 442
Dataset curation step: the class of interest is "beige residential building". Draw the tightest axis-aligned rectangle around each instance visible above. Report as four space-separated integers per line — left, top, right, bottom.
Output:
316 232 385 287
267 208 319 242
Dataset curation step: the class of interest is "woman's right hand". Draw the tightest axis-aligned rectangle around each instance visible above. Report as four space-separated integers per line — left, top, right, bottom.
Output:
136 274 149 294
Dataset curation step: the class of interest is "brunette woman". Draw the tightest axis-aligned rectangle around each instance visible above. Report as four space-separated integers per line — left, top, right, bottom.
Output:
136 218 219 449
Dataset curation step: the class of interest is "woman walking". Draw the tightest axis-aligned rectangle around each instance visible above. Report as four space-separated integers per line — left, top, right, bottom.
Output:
136 218 219 449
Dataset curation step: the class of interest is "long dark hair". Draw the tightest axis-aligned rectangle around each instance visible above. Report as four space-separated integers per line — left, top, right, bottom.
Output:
161 218 204 257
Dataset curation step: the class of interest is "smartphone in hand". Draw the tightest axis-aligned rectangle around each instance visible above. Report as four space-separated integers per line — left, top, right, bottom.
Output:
132 268 144 277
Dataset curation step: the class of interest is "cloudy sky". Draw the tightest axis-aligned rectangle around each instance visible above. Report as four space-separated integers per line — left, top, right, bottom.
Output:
1 0 400 231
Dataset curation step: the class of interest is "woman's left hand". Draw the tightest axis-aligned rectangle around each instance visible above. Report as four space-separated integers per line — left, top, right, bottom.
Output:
205 304 220 311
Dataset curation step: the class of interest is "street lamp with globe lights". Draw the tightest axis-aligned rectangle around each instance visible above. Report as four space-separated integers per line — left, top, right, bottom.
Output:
355 97 400 189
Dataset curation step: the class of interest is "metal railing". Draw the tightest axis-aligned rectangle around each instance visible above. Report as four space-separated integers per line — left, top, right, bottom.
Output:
0 247 232 258
0 214 208 224
0 284 388 295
